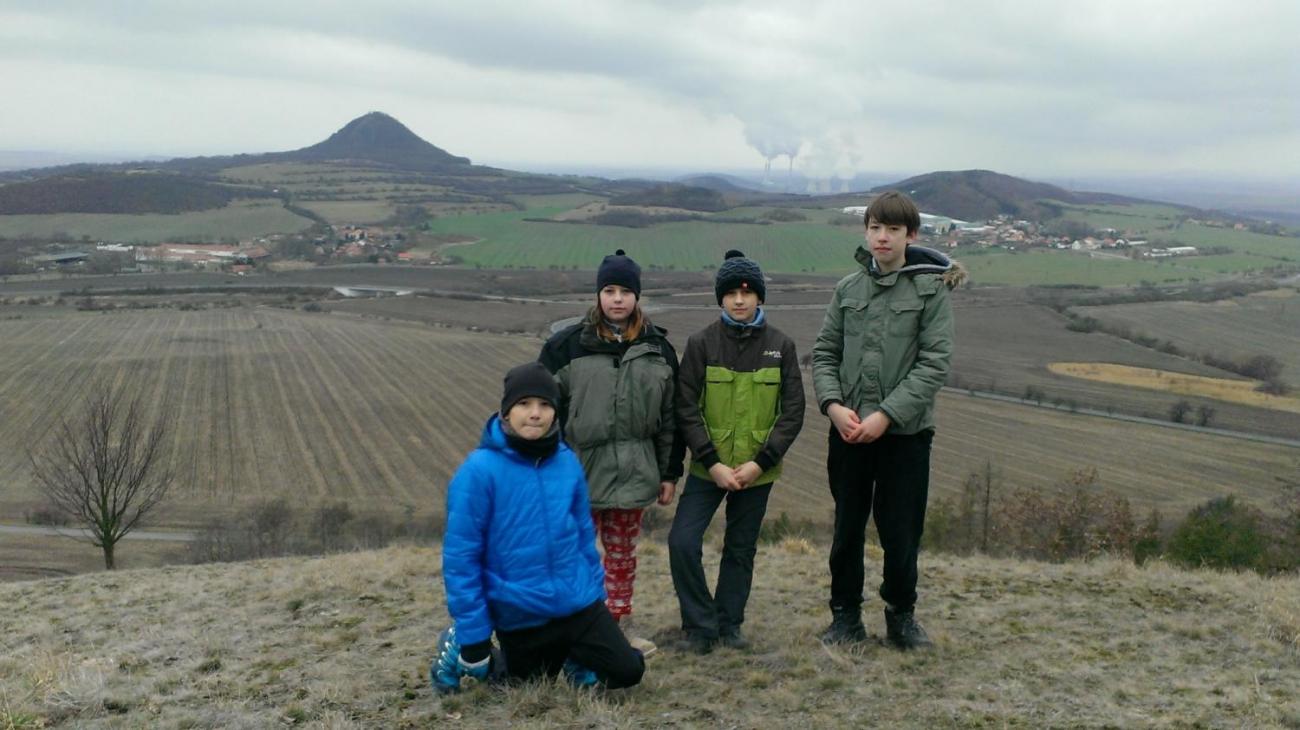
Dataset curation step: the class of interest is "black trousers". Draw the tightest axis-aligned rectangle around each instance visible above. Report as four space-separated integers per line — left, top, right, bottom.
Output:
826 426 933 612
668 474 773 638
494 600 644 689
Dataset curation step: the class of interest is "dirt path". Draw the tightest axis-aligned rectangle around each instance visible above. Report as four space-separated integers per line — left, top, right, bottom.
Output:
0 524 196 541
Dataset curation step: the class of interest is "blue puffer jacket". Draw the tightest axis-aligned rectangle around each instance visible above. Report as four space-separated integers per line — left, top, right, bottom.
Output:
442 414 605 646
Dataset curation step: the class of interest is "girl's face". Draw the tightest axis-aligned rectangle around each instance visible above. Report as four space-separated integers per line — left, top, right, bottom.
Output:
506 397 555 440
598 285 636 324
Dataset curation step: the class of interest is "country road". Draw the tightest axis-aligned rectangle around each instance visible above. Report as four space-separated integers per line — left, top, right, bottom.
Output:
0 524 196 541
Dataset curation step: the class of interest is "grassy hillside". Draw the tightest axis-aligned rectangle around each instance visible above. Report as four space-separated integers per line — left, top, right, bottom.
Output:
1 544 1297 727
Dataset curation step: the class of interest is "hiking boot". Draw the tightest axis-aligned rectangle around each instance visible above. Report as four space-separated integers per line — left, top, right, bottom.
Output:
718 628 750 650
820 606 867 644
684 633 716 655
884 606 932 650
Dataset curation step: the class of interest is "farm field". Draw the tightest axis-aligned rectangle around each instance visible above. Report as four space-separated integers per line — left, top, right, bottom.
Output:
325 294 588 337
296 200 395 224
650 300 1300 440
0 308 1293 548
0 265 724 300
420 197 1297 284
0 308 537 529
1076 288 1300 369
1049 362 1300 414
0 199 314 242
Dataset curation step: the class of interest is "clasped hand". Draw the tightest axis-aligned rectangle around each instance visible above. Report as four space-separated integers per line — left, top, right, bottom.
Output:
708 461 762 491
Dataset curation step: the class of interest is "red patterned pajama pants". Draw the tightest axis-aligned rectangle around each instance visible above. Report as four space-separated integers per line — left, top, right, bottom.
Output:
591 508 644 621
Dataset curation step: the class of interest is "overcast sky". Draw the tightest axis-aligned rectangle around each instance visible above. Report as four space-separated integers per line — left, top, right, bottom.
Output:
1 1 1297 181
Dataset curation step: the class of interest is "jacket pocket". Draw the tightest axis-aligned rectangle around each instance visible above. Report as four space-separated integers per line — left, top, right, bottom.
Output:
837 298 869 385
702 366 736 427
839 297 869 338
707 426 734 466
887 300 923 337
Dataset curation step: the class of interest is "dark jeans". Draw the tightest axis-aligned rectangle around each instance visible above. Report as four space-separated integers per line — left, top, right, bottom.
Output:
495 600 644 689
668 474 773 638
826 426 933 612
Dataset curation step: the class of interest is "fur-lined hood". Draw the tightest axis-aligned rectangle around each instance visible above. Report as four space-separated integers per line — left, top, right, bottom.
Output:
856 245 968 290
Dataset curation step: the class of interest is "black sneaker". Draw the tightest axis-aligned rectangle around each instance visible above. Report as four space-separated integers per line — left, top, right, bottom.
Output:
718 629 750 650
884 606 932 650
820 607 867 644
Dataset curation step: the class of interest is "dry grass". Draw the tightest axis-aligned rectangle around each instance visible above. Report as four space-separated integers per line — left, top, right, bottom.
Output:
1049 362 1300 414
2 542 1298 728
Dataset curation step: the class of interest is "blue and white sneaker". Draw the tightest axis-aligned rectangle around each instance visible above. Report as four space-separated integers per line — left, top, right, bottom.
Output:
562 658 598 688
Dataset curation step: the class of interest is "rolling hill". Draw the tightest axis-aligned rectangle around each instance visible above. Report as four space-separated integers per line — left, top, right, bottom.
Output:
876 169 1174 222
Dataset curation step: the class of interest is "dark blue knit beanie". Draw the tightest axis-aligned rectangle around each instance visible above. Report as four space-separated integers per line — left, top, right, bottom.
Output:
715 249 765 305
596 249 641 297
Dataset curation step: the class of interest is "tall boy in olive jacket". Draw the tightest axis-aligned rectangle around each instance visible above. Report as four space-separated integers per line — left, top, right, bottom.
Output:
812 191 962 650
669 250 805 654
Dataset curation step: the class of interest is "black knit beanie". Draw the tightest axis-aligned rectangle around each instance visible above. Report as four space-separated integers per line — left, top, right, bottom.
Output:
596 249 641 297
714 249 766 305
500 362 560 415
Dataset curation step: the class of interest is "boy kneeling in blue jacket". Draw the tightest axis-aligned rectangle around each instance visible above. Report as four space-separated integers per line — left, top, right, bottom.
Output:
433 362 646 694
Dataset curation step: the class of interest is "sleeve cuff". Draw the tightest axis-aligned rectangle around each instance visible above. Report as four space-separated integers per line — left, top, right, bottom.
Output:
754 451 777 473
819 399 843 416
696 449 721 469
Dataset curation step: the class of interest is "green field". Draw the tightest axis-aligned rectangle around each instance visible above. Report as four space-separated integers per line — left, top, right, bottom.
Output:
424 198 1300 284
425 203 866 273
0 200 314 243
296 200 396 224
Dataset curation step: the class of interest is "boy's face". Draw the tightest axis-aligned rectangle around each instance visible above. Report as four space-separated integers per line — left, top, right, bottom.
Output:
722 288 760 323
506 397 556 440
865 216 917 273
598 285 636 324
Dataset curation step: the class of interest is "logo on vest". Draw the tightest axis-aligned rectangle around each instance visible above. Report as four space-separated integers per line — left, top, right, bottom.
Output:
762 350 782 359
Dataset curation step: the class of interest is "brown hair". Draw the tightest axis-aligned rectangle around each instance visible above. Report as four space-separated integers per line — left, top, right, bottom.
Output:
865 191 921 235
587 301 645 342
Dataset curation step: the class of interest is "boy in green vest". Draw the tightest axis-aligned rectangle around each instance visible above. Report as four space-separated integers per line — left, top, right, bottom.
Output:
668 250 805 654
811 191 962 650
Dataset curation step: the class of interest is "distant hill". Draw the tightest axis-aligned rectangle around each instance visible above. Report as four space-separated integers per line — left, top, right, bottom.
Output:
675 174 759 193
277 112 471 168
0 172 272 214
609 183 728 212
875 169 1160 221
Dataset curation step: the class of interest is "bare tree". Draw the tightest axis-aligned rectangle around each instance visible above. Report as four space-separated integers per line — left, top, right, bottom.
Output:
28 382 175 570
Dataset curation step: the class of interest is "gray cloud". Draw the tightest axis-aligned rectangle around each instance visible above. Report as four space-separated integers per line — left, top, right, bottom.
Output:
1 1 1296 178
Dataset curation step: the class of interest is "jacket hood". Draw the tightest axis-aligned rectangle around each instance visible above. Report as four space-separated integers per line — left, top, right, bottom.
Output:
858 245 967 290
